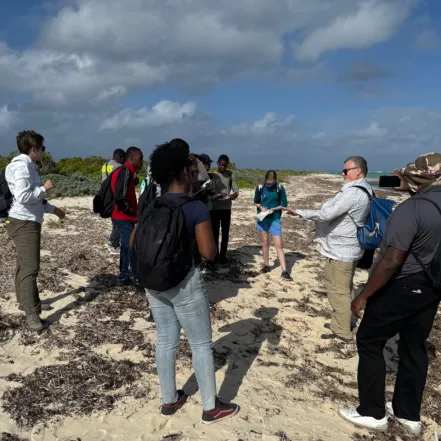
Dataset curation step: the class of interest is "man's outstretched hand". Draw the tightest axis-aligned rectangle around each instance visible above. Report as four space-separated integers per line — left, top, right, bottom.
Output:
54 207 66 219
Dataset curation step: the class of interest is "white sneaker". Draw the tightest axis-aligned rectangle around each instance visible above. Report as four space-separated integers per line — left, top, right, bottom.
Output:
386 402 422 437
338 407 388 432
105 242 112 250
109 247 120 255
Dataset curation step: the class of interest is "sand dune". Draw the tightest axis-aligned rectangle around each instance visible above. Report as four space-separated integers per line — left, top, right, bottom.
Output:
1 174 439 441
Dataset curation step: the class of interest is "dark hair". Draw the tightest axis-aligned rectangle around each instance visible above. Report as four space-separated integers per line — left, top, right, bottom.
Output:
218 154 229 163
150 142 190 186
344 156 368 176
125 146 142 159
170 138 190 150
113 148 125 162
16 130 44 155
265 170 277 182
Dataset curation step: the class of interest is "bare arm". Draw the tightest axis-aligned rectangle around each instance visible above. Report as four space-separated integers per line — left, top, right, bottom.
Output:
195 220 217 261
351 247 407 317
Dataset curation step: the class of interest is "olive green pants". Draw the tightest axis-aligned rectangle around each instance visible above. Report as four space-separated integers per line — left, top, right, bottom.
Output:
6 218 42 315
324 258 357 339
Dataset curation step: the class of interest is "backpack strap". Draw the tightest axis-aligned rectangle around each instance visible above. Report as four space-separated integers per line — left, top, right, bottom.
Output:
353 185 373 201
277 183 282 205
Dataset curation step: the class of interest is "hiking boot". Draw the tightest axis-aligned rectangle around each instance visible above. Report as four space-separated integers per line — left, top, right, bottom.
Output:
201 399 240 425
260 266 271 274
321 333 352 343
26 313 44 332
386 402 422 437
161 390 188 417
338 407 388 432
281 271 292 281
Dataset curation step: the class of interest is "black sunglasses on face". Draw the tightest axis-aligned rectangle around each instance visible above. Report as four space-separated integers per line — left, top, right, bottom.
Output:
342 166 359 175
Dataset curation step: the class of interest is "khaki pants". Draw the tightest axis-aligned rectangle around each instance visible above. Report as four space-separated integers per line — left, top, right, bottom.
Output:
324 258 357 339
6 218 42 315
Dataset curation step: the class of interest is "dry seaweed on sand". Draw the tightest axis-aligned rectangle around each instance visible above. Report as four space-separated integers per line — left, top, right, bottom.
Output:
210 303 232 322
1 433 29 441
0 312 24 345
2 353 150 429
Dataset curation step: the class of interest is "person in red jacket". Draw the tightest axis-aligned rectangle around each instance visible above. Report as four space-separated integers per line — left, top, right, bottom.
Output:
111 146 144 285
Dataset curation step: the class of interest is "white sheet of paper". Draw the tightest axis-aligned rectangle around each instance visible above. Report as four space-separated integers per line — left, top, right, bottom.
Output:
254 210 273 222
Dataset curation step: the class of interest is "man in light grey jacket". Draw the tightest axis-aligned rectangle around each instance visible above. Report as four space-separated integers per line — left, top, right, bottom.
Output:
288 156 372 342
5 130 65 331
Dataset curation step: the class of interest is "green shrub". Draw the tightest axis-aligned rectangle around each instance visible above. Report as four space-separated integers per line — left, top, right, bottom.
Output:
42 173 100 198
56 156 107 178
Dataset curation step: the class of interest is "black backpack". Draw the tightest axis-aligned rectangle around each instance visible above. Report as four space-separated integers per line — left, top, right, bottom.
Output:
93 167 125 218
410 187 441 291
0 169 13 218
131 195 193 292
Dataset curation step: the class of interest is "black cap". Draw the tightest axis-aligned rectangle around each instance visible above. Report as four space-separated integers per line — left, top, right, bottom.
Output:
198 153 212 165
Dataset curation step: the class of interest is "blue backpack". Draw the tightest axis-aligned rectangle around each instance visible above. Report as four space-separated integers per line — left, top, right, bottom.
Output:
354 186 394 251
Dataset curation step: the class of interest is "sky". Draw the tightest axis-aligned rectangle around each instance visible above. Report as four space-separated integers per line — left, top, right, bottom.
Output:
0 0 440 172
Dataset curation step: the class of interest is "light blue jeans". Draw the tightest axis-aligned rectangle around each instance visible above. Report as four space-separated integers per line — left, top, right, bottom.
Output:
146 268 217 411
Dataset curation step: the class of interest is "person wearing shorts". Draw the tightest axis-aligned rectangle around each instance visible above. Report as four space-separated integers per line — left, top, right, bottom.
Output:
254 170 292 281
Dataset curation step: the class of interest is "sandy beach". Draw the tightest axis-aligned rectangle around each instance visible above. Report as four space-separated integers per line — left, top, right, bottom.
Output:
1 174 439 441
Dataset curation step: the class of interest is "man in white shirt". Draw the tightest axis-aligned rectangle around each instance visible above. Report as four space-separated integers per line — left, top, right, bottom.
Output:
5 130 65 331
289 156 372 342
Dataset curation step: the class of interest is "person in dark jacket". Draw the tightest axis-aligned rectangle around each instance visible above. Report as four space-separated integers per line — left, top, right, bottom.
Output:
102 148 126 254
111 146 144 285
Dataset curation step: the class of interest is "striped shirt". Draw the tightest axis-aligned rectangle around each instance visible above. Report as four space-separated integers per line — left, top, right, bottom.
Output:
296 179 373 262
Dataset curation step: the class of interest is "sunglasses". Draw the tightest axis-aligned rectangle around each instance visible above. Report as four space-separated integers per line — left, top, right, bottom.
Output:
342 167 359 176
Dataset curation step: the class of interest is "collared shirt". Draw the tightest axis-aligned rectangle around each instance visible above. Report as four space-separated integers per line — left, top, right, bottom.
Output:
5 154 55 224
296 179 372 262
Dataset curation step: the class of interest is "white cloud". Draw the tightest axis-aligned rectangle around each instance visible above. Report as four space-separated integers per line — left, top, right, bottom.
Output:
0 106 17 132
0 0 414 106
296 0 416 61
230 112 296 136
99 100 197 131
358 121 388 137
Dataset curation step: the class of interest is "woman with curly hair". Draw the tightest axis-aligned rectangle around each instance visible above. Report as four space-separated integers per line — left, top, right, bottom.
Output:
145 140 240 424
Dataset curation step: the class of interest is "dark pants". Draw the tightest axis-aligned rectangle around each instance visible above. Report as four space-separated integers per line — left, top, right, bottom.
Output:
356 273 439 421
112 219 134 282
6 218 42 315
210 210 231 260
108 223 120 248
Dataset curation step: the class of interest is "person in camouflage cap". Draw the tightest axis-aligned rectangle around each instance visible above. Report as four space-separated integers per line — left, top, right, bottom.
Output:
393 152 441 193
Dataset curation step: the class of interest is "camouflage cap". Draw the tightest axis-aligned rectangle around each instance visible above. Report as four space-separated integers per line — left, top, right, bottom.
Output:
401 152 441 192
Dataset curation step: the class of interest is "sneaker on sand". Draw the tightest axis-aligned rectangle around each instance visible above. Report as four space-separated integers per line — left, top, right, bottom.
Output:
109 247 120 255
338 407 388 432
161 390 188 417
260 266 271 274
386 402 422 437
281 271 293 281
105 242 112 250
201 399 240 425
25 313 44 332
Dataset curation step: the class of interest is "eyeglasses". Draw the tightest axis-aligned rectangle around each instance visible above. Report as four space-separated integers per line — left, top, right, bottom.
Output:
342 167 359 175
